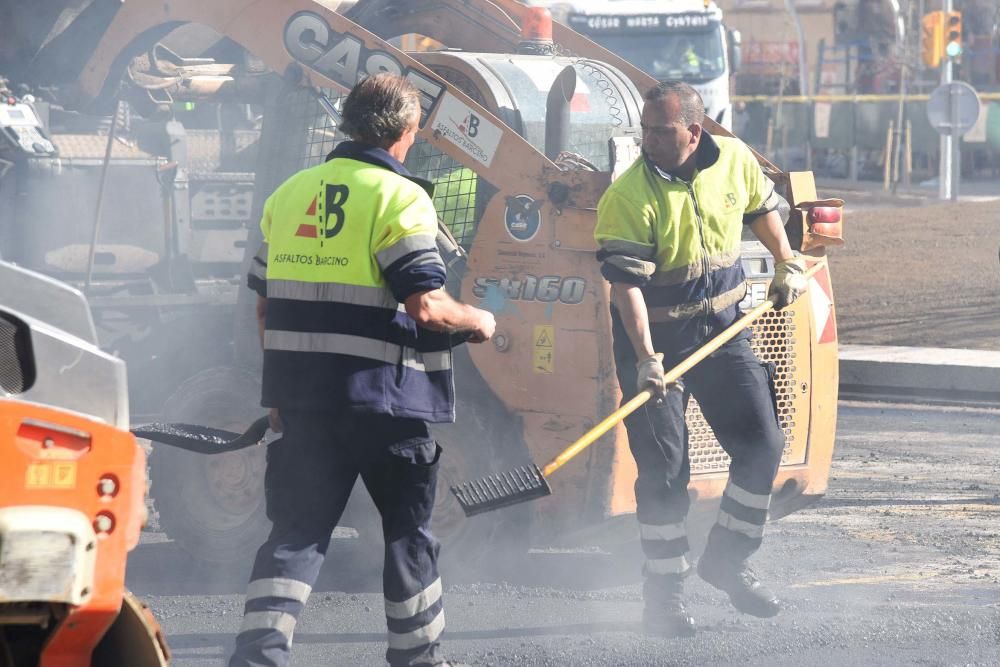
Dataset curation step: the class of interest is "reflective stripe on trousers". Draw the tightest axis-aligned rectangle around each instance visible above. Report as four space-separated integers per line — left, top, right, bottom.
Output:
229 410 444 667
715 479 771 540
385 577 446 651
638 522 691 577
611 315 786 573
387 609 446 650
385 577 443 619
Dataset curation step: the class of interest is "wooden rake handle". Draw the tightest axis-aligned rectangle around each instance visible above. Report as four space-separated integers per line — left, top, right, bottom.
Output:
540 260 827 478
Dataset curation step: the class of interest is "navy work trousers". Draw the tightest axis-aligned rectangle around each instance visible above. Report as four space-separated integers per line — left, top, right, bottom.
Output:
612 310 785 600
230 409 445 667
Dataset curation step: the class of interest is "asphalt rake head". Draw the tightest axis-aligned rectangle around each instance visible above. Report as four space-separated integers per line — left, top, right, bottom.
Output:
450 464 552 517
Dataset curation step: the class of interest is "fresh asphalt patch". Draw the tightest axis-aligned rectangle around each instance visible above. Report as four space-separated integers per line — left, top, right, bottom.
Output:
128 403 999 666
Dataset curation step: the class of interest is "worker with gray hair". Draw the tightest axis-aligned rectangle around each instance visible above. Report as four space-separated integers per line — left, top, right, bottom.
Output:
232 72 493 667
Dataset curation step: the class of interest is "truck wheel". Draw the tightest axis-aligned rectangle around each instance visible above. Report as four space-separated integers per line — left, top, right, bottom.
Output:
430 349 533 575
149 367 270 569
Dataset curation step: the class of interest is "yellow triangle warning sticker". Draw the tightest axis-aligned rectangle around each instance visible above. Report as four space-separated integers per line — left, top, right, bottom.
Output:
534 325 553 348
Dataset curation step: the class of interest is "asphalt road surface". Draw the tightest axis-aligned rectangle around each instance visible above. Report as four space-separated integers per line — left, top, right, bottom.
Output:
128 402 1000 666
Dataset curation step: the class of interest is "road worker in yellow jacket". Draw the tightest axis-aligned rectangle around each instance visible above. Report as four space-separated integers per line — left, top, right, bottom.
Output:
234 73 494 667
594 81 806 637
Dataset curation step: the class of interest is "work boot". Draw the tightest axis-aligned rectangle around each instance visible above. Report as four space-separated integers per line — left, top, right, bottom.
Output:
641 575 696 638
642 599 696 638
697 554 781 618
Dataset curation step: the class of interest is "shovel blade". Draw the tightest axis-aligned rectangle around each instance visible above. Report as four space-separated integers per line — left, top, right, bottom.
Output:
131 416 270 454
450 464 551 517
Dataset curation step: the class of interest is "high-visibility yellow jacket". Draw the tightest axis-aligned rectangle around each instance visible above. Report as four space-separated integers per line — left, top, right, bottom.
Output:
594 132 780 355
248 141 455 422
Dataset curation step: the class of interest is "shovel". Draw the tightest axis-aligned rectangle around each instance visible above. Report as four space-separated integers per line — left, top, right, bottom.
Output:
131 416 271 454
451 262 826 517
133 335 472 455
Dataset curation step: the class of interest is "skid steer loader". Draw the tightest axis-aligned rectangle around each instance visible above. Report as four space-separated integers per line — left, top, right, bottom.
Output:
1 0 843 571
0 261 170 666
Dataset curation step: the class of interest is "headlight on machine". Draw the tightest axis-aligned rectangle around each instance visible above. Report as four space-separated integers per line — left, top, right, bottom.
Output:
0 507 97 605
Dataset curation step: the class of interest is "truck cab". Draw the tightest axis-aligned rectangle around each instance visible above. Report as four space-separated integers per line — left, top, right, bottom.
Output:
544 0 739 128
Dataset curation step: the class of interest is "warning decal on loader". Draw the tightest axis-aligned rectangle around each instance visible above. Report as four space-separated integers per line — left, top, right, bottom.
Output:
25 462 77 489
431 93 502 167
533 325 554 374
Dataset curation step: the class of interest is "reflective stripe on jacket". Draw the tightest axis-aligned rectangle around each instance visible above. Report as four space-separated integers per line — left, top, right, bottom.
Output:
249 141 455 422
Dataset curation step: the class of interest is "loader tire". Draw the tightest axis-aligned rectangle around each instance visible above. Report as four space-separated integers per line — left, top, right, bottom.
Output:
429 346 533 575
92 591 171 666
149 366 270 570
0 593 168 667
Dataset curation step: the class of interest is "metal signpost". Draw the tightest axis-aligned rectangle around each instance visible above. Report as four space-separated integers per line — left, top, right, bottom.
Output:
928 0 977 201
926 80 980 201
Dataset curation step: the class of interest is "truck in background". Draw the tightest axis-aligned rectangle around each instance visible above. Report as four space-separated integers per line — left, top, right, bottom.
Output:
540 0 741 128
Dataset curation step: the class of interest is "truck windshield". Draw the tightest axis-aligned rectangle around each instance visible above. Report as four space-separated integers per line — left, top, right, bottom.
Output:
592 28 725 84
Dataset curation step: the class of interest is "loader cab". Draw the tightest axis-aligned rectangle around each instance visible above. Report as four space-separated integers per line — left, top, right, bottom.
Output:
401 51 644 249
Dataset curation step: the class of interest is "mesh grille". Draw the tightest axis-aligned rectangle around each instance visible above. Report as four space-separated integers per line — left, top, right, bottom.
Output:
406 142 480 246
688 308 799 473
248 85 348 239
404 66 487 247
0 314 31 395
298 89 347 169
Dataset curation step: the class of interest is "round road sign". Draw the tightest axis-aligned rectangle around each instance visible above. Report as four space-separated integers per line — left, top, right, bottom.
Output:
926 82 981 136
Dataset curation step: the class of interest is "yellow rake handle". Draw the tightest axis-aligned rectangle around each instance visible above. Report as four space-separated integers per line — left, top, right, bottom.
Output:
540 260 827 478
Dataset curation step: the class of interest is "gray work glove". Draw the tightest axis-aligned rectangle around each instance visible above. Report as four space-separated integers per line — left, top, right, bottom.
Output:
636 352 667 398
768 257 807 310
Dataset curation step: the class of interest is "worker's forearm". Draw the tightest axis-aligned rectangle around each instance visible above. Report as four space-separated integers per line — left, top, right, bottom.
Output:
610 283 655 359
405 288 483 332
750 210 795 263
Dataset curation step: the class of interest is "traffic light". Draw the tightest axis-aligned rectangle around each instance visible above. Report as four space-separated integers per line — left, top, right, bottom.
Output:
944 11 962 59
921 11 943 68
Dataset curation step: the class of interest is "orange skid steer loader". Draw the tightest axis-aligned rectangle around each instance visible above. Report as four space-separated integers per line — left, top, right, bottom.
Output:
0 262 170 666
14 0 842 570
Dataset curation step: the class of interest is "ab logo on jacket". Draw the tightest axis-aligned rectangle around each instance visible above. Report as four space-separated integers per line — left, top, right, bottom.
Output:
296 182 351 245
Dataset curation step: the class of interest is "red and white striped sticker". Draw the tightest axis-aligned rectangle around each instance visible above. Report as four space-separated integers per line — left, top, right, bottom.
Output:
809 263 837 344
